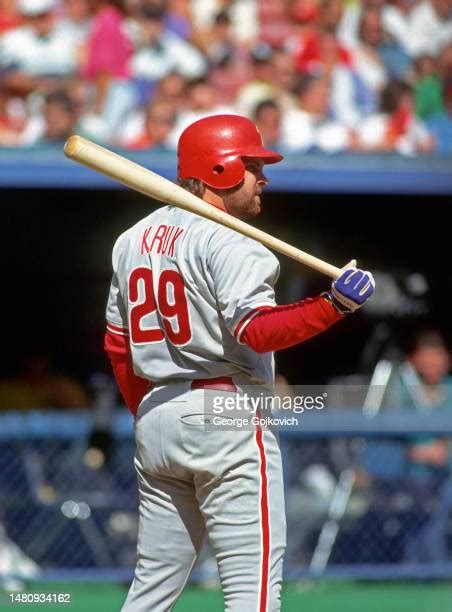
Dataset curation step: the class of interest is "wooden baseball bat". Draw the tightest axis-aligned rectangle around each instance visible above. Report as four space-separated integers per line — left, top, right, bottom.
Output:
64 135 342 279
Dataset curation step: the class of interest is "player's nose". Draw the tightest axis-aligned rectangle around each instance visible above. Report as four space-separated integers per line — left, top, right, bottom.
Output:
257 170 269 186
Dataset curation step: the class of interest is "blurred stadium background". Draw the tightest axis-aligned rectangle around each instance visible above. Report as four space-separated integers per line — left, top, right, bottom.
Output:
1 0 452 609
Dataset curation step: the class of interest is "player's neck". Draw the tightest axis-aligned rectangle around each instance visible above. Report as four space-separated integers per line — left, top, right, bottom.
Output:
203 190 227 213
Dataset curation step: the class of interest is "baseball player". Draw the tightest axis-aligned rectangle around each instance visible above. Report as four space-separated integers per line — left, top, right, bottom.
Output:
104 114 375 611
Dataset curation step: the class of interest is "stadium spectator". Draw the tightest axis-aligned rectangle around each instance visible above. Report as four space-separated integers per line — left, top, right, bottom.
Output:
57 0 92 44
355 79 434 153
413 55 445 119
235 41 279 117
252 99 283 149
115 69 185 143
344 3 413 122
123 0 190 40
350 7 388 110
42 89 79 141
271 48 298 110
130 5 206 85
257 0 296 49
79 0 134 137
439 40 452 77
311 30 364 126
381 0 418 55
0 0 444 152
0 85 27 146
192 9 249 104
409 0 452 58
164 0 192 40
338 0 386 47
289 3 368 127
425 44 452 153
155 71 186 109
166 77 234 147
120 97 175 149
0 0 79 96
290 0 320 26
192 8 234 60
292 0 349 75
349 7 388 98
438 42 452 108
389 329 452 563
189 0 258 46
16 89 79 145
280 73 351 152
0 0 22 33
426 104 452 155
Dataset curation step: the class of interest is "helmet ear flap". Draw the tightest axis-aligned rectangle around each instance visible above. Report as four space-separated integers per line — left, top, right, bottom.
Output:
207 155 245 189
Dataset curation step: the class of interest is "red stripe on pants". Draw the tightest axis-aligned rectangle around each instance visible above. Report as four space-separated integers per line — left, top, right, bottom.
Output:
256 426 270 612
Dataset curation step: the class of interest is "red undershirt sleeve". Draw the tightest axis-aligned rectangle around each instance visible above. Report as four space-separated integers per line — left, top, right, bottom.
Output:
240 295 344 354
104 329 151 415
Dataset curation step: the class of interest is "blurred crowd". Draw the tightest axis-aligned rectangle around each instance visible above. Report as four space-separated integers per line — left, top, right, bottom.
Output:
282 327 452 566
0 0 451 154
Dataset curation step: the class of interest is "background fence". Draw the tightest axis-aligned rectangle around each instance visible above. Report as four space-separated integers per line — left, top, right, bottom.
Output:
1 405 451 584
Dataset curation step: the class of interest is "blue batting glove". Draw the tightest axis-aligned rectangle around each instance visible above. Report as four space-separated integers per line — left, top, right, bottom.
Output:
327 259 375 314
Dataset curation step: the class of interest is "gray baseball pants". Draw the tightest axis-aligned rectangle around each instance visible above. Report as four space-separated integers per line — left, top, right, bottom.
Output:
121 382 286 611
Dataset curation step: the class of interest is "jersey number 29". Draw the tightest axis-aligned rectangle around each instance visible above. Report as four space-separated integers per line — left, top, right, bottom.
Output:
128 267 192 346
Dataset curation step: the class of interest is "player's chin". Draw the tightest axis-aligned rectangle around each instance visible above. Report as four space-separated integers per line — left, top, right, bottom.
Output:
238 197 261 220
251 197 262 216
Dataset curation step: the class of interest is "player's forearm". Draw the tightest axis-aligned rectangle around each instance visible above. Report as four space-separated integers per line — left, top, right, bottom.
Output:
104 330 151 415
241 296 344 353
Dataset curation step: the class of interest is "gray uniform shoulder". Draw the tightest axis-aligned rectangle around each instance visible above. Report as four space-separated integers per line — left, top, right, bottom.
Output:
207 223 279 271
219 225 274 252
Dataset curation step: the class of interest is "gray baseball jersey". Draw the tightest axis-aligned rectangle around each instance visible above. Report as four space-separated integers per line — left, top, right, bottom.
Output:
106 205 279 388
108 204 286 611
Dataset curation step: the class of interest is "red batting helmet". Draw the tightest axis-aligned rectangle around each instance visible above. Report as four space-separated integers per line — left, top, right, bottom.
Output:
177 114 283 189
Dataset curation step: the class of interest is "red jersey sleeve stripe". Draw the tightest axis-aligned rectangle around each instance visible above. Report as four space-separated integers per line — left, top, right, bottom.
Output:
255 423 270 612
107 322 129 336
234 306 274 344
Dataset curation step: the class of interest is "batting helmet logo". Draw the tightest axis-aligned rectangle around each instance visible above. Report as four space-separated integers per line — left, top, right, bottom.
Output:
177 114 283 189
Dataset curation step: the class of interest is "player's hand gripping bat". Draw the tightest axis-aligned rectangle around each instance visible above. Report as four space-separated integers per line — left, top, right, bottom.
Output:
64 135 342 279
